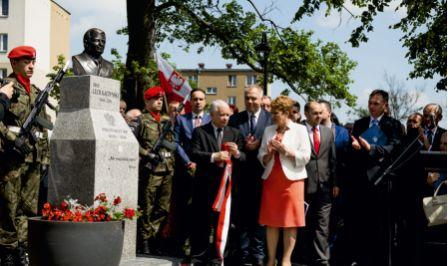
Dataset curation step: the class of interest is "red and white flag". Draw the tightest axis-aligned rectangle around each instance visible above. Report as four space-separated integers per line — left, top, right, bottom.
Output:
212 162 233 260
156 55 192 105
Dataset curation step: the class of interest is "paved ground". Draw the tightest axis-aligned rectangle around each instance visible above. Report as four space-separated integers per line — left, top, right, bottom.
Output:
120 255 181 266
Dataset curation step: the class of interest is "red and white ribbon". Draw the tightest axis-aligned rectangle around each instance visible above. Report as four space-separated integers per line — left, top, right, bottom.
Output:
212 162 232 260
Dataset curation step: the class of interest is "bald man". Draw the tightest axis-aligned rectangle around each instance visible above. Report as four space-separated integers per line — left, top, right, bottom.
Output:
190 100 246 264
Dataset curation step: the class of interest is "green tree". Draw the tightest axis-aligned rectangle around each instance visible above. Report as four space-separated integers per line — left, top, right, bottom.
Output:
46 55 73 103
122 0 357 109
294 0 446 91
347 106 370 120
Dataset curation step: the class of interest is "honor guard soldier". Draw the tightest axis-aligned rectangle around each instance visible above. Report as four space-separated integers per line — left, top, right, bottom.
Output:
0 46 50 265
137 86 175 255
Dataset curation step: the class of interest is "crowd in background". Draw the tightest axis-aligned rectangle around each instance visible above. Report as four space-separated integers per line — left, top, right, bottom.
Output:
0 44 445 266
122 85 446 266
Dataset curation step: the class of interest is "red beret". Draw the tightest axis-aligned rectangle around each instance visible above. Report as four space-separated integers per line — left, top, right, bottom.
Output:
144 86 165 100
8 46 36 59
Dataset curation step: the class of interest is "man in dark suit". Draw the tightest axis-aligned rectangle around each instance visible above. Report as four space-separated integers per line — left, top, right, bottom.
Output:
348 90 402 266
175 88 211 167
229 85 271 265
173 89 211 257
301 101 338 266
318 100 350 265
422 103 446 151
190 100 246 265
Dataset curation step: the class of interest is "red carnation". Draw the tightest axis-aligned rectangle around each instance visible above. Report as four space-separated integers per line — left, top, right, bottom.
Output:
95 193 107 202
123 208 135 219
60 201 68 210
113 197 122 206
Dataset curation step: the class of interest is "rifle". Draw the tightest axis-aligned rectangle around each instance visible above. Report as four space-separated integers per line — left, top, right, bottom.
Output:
16 61 69 147
143 101 186 171
144 119 177 171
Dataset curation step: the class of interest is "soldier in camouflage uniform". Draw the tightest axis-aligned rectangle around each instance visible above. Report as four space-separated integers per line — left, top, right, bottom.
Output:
0 46 50 266
136 86 175 255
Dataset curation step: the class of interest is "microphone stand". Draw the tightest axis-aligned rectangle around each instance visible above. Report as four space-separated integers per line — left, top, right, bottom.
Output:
374 133 422 266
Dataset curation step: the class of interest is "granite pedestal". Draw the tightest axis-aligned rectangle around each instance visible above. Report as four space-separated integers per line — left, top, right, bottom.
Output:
48 75 139 259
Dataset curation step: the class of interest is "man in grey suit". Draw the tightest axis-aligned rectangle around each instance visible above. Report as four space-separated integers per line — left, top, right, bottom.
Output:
302 101 338 266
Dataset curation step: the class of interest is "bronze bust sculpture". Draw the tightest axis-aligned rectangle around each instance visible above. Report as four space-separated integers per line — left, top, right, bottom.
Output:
72 28 113 78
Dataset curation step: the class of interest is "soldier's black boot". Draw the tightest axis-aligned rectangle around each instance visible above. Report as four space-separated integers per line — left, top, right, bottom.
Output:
141 240 151 255
137 240 150 255
16 246 29 266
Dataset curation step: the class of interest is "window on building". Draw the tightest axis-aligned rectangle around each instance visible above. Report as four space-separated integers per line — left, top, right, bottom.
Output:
206 87 217 95
227 75 236 87
0 68 6 79
228 96 236 105
188 75 198 84
0 34 7 52
246 75 257 86
0 0 8 16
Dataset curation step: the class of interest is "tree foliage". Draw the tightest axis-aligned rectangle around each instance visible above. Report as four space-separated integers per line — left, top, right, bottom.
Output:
122 0 357 108
382 73 422 122
294 0 446 91
46 55 73 103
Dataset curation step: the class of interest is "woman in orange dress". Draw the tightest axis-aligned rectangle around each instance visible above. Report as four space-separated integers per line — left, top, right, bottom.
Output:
258 96 311 266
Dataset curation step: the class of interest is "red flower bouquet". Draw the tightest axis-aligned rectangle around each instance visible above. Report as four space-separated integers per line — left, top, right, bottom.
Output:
42 193 140 222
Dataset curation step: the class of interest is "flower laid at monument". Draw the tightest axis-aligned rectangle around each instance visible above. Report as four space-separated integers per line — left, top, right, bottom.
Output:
28 193 140 266
41 193 139 222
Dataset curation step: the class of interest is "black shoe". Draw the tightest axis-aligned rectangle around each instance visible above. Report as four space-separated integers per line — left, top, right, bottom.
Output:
16 247 29 266
139 240 151 255
1 252 16 266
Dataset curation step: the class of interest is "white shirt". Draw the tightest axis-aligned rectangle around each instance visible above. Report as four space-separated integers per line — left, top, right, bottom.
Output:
305 122 320 145
211 123 223 139
192 111 205 128
370 114 384 127
247 108 262 127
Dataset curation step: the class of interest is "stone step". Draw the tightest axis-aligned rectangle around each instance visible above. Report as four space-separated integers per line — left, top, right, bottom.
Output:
120 255 182 266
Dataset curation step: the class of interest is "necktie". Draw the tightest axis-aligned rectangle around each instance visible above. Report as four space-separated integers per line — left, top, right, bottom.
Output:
194 115 202 128
427 130 434 146
313 126 320 154
250 113 256 135
371 119 379 128
217 128 223 148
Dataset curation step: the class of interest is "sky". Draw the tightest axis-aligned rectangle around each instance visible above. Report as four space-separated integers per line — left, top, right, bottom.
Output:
56 0 446 126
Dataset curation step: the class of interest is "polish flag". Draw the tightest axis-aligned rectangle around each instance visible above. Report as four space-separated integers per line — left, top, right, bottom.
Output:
156 55 192 110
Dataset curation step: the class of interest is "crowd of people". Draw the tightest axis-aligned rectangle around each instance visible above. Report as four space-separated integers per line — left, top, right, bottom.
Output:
0 44 445 266
122 84 446 266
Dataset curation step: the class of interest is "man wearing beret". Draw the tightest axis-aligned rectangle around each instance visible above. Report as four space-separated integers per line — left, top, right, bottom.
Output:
136 86 176 255
0 46 50 265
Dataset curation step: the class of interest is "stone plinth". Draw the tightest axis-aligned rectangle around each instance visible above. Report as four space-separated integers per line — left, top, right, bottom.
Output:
48 75 139 259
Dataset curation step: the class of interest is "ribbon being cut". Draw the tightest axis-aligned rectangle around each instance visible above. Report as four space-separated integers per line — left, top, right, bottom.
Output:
212 143 233 260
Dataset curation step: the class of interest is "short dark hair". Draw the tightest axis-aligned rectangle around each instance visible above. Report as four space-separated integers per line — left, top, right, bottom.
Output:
293 101 301 110
369 89 389 103
318 99 332 112
304 101 319 113
190 88 206 98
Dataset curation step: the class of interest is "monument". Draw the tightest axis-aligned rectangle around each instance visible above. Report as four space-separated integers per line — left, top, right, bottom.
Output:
72 28 114 78
47 75 139 258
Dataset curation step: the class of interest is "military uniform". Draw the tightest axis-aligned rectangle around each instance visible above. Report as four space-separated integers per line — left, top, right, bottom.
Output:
137 111 175 243
0 74 50 250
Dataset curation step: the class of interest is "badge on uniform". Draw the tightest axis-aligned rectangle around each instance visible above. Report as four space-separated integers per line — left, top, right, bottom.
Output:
361 125 387 145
